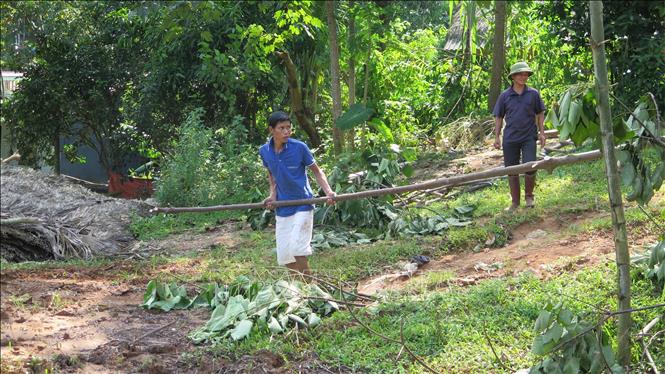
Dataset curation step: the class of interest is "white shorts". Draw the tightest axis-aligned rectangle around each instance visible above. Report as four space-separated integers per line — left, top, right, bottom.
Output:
275 210 314 265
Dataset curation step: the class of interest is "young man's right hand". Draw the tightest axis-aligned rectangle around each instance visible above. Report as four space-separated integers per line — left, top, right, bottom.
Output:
263 196 275 209
493 137 501 150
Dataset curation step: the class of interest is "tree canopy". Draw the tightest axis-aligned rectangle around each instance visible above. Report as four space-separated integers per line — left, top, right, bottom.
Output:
1 0 663 169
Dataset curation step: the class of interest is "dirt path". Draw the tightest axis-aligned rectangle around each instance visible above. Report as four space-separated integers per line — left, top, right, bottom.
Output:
358 212 658 295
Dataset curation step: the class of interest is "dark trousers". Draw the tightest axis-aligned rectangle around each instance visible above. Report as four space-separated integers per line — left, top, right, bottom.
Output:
503 138 537 175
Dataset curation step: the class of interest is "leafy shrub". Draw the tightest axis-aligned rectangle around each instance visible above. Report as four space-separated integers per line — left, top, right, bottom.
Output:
632 240 665 296
530 302 625 374
155 108 266 207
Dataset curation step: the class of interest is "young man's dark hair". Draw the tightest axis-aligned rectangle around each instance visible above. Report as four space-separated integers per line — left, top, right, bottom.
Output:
268 111 291 128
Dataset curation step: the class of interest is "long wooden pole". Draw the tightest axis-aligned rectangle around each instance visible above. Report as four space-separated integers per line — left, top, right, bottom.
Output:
152 150 602 214
589 1 631 365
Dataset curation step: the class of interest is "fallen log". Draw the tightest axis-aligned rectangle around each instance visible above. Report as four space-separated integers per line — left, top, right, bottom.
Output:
153 149 602 214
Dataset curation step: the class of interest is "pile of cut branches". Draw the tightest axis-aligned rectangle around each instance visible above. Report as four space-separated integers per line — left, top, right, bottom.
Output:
435 116 494 150
0 165 143 262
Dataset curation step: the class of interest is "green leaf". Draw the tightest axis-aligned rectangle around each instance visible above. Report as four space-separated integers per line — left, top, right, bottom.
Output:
620 162 636 186
230 319 253 340
288 314 308 327
567 100 582 131
335 104 374 130
559 122 571 141
142 280 157 305
369 118 394 142
545 109 560 129
454 205 475 216
534 310 552 332
307 313 321 327
401 148 418 162
626 175 643 201
268 316 283 333
570 122 589 146
532 335 547 355
559 90 572 123
615 150 630 164
402 164 414 177
563 357 580 374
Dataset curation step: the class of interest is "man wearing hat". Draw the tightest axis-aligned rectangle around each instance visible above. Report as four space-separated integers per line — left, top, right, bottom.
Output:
492 61 546 210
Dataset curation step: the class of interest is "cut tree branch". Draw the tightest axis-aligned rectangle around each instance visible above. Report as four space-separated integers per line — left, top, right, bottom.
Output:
153 150 603 214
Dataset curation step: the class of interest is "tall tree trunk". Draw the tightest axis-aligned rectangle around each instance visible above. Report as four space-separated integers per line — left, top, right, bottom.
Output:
361 47 371 149
589 0 631 366
346 1 356 151
326 0 344 155
276 51 322 147
53 132 60 175
488 0 506 112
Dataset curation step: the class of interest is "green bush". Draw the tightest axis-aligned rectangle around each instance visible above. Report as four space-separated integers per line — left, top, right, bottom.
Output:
155 108 266 207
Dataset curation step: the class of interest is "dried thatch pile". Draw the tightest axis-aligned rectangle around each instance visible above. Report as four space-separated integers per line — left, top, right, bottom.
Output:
1 165 144 262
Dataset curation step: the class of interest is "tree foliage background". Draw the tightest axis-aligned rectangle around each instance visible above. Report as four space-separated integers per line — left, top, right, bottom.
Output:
1 0 663 181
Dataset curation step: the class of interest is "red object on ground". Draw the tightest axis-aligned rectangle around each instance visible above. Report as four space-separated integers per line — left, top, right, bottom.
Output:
108 172 153 199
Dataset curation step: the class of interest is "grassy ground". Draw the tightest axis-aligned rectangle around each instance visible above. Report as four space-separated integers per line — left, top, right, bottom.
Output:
2 156 663 373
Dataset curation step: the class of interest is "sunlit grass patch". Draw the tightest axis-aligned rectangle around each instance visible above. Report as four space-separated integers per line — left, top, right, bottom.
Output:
129 211 244 241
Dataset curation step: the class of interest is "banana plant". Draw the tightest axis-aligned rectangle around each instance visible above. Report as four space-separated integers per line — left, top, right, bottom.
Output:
545 85 664 205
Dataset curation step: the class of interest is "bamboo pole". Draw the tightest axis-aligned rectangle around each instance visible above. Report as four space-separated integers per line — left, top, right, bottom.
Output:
590 1 631 366
152 150 602 214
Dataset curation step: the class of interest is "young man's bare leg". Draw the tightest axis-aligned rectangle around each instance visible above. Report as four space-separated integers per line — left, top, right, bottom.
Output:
285 257 310 280
294 256 311 276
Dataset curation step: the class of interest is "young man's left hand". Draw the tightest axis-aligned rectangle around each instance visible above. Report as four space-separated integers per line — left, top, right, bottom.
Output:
539 133 546 148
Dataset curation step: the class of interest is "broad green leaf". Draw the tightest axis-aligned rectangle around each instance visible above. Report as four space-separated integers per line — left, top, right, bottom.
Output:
559 122 571 141
615 150 630 164
559 90 571 122
558 308 574 326
543 322 563 344
230 319 253 340
545 109 560 129
401 148 417 162
369 118 394 142
534 310 552 332
532 335 547 355
570 122 589 146
620 162 636 186
142 280 158 305
307 313 321 327
563 357 580 374
288 314 307 327
335 104 374 130
402 164 414 177
568 100 582 130
454 205 475 216
268 316 283 333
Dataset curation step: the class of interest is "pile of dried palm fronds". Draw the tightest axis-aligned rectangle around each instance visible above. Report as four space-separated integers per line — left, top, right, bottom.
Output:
1 165 144 262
